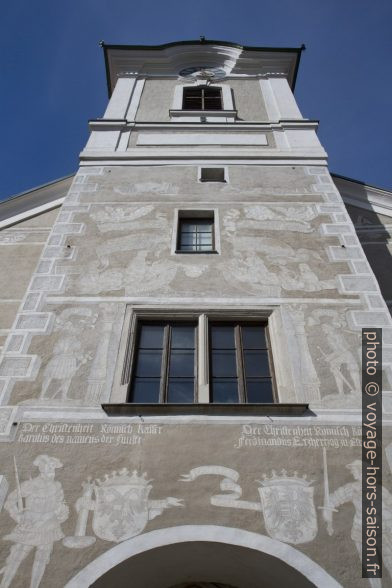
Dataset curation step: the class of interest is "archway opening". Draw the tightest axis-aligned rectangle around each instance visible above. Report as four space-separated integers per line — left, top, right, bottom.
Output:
66 526 341 588
91 540 315 588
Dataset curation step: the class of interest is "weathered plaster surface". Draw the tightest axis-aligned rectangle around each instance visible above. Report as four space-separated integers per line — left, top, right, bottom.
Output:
135 78 269 123
136 79 177 122
0 421 390 587
1 164 391 411
0 209 60 354
227 79 268 120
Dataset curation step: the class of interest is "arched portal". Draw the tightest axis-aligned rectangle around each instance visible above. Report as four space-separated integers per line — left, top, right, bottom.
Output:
65 526 342 588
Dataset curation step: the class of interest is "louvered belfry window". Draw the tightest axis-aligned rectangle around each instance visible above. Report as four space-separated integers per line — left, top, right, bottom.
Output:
182 86 223 110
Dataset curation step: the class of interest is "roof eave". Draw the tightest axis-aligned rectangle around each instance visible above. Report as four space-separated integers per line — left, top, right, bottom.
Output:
101 40 305 97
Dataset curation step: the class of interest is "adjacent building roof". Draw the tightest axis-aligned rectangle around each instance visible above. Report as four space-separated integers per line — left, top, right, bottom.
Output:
0 175 74 229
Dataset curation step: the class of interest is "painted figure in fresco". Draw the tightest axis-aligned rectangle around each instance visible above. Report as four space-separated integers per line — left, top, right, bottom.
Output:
319 323 361 395
40 337 90 400
0 455 69 588
39 307 95 400
323 460 392 587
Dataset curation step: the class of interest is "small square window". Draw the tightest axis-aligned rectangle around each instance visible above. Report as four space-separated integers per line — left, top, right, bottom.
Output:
200 168 226 183
175 211 217 254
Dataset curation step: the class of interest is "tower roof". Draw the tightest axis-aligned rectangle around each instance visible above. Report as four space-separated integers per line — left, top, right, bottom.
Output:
101 39 305 96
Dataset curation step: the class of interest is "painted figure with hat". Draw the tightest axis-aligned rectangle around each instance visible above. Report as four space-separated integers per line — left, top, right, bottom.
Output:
0 454 69 588
323 459 392 587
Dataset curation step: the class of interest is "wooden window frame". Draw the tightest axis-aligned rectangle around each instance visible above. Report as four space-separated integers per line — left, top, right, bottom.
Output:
120 310 278 405
128 320 198 404
209 321 277 404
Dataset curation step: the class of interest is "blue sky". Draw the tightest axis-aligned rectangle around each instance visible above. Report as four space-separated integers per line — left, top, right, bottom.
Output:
1 0 391 200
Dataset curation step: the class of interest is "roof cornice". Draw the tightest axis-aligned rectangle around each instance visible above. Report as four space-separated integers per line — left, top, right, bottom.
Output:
101 40 304 97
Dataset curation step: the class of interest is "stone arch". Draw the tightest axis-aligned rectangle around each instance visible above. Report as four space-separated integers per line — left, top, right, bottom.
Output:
64 525 342 588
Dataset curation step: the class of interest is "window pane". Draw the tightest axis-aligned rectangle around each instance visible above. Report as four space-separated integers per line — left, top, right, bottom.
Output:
178 218 214 252
211 325 235 349
181 221 198 232
186 88 202 97
211 350 237 377
211 380 239 403
139 324 164 348
195 220 213 230
243 350 270 377
169 351 194 377
197 233 213 245
246 380 274 403
183 88 202 110
171 325 195 349
183 87 222 111
203 88 222 111
186 101 202 110
204 98 222 110
180 233 197 246
167 379 194 403
135 350 162 377
131 379 160 403
179 245 196 251
200 168 225 182
242 325 267 349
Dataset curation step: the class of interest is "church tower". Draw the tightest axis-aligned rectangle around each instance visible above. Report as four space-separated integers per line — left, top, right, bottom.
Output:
0 40 391 588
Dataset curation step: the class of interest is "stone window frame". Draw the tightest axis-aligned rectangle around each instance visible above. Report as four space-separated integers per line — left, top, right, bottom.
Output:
110 305 293 405
172 83 234 112
169 83 236 122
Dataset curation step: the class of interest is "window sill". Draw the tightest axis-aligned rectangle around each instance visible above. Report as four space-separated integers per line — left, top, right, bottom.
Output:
175 250 219 255
169 109 237 123
170 109 237 117
102 403 309 417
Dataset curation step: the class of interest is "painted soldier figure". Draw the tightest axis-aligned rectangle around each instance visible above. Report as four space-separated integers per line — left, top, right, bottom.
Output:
0 455 69 588
40 337 89 400
323 460 392 587
321 324 360 396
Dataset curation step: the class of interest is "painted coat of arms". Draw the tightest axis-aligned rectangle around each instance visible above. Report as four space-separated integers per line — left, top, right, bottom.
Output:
180 466 318 546
93 470 153 542
258 470 317 544
63 469 183 547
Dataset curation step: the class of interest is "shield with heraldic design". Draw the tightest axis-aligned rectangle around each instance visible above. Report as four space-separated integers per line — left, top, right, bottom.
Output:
258 470 317 544
92 469 152 542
